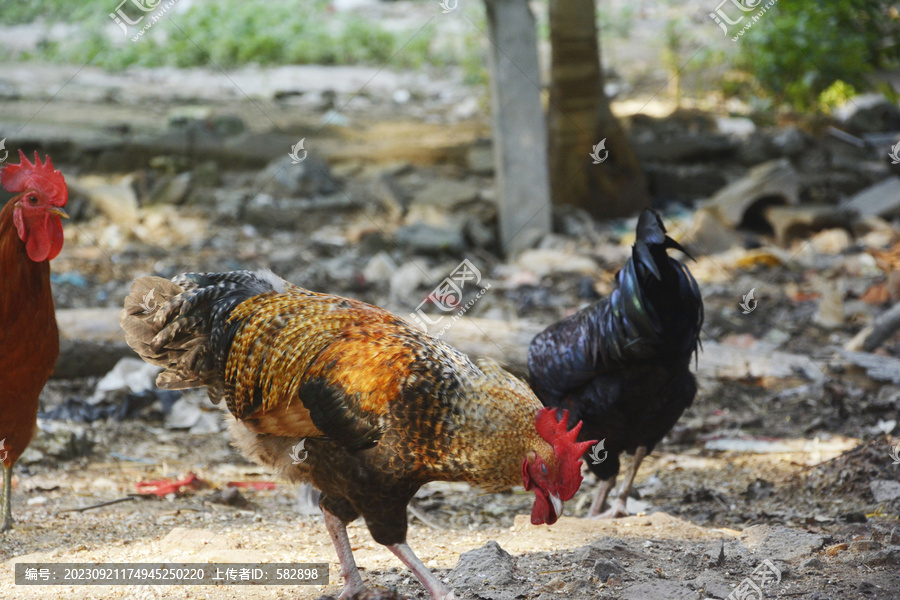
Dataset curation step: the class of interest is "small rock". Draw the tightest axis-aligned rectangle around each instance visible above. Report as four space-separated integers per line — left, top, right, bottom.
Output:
705 540 725 567
688 571 732 598
889 528 900 545
515 248 598 278
395 222 465 254
850 540 882 553
865 546 900 566
447 541 515 588
592 558 625 582
147 172 192 206
801 557 824 570
771 127 806 156
392 89 411 104
716 116 756 138
412 179 480 210
362 252 398 284
809 228 852 254
207 488 250 509
255 154 339 198
390 261 427 301
685 208 740 255
542 577 566 592
870 479 900 503
622 580 700 600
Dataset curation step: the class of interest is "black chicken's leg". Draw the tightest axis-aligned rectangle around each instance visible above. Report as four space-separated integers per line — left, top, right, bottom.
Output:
321 508 367 598
596 446 647 519
588 475 616 518
1 464 13 532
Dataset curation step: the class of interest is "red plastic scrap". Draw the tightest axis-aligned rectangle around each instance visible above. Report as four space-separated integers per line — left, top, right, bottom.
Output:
136 473 201 497
226 481 276 490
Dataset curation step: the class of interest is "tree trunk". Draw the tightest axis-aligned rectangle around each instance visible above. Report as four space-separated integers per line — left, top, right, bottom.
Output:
484 0 552 256
547 0 649 220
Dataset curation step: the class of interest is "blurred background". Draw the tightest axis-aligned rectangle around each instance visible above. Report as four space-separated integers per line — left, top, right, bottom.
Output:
1 1 900 598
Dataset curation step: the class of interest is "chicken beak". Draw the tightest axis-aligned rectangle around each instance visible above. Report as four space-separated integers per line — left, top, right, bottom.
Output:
51 207 70 219
550 494 563 519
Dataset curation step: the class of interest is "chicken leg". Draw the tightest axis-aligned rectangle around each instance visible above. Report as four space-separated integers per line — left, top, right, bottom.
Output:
387 542 457 600
1 464 13 532
588 475 616 518
595 446 647 519
321 508 366 598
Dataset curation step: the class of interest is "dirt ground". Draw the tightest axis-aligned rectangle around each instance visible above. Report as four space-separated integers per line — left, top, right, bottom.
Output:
1 17 900 597
1 389 898 600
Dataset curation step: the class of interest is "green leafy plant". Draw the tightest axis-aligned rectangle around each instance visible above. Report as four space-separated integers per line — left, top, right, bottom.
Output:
735 0 900 113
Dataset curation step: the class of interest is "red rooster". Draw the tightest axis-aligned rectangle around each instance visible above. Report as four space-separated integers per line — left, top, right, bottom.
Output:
0 151 68 532
121 269 593 599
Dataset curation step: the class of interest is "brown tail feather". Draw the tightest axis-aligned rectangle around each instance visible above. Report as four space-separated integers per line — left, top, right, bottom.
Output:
120 276 212 393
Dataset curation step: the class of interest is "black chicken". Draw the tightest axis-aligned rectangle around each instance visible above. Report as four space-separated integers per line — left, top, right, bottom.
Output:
528 209 703 518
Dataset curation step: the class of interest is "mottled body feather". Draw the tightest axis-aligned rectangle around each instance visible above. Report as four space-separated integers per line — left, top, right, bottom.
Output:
122 270 554 546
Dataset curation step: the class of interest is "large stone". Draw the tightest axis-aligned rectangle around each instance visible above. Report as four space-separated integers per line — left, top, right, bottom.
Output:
738 524 825 562
622 580 700 600
699 159 799 229
395 221 465 254
764 205 856 245
448 541 516 588
147 172 192 206
841 177 900 220
255 154 340 198
412 179 480 209
834 94 900 134
685 208 741 255
870 479 900 503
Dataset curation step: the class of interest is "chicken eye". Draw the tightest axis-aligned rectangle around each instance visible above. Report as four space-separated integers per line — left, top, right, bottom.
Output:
540 464 548 476
27 195 38 205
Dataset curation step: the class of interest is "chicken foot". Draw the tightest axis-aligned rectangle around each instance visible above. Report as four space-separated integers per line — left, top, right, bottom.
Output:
594 446 647 519
321 508 366 598
588 475 617 518
387 543 457 600
1 464 13 532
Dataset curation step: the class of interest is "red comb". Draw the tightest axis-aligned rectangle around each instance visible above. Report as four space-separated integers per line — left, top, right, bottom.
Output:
535 407 596 500
1 150 67 207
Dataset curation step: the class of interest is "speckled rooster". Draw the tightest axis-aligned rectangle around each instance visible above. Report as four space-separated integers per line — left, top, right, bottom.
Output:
528 209 703 519
121 269 593 600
